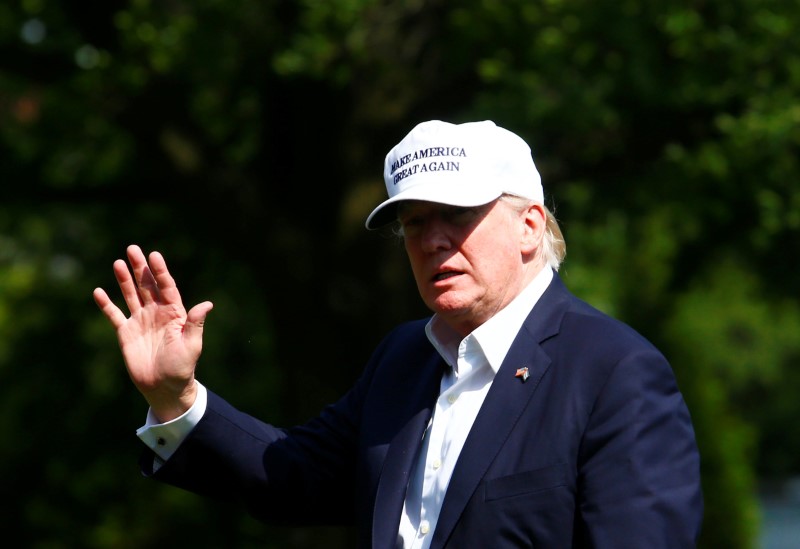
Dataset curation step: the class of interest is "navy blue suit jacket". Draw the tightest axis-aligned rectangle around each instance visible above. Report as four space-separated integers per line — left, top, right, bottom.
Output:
146 273 703 547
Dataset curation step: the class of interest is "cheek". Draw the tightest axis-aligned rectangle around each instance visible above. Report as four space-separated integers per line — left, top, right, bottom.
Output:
471 245 518 284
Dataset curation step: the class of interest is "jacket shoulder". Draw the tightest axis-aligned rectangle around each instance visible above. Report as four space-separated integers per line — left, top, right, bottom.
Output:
535 275 665 364
370 317 433 359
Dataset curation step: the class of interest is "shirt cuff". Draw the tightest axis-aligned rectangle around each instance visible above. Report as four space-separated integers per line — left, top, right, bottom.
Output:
136 381 208 462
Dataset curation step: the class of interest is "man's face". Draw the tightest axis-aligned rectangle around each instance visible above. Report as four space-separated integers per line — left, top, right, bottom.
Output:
399 199 538 336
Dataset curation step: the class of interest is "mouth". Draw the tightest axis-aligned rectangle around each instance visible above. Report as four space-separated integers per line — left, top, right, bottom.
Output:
432 270 462 282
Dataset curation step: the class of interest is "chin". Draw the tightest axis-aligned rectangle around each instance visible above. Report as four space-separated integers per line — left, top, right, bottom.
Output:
430 301 472 320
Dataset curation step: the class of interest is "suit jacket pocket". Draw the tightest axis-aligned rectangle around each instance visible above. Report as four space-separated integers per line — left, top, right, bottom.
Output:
485 463 568 502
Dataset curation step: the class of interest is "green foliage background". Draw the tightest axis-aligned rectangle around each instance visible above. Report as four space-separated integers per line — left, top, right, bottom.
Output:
2 0 799 547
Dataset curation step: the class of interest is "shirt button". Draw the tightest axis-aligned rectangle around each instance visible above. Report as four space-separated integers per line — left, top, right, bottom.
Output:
420 520 430 534
432 459 442 470
447 394 458 404
156 437 166 446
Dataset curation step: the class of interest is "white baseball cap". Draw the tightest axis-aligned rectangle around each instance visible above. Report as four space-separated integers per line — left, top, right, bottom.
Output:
365 120 543 229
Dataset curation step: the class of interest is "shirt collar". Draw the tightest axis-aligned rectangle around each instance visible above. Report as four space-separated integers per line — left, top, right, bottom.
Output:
426 266 554 373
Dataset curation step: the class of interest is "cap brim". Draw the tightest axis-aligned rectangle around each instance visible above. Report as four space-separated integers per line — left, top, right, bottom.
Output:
365 178 502 229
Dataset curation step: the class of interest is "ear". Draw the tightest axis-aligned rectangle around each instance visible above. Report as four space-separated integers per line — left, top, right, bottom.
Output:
520 203 546 256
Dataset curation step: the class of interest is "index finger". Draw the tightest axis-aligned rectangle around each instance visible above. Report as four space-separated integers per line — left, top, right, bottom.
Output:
92 287 128 330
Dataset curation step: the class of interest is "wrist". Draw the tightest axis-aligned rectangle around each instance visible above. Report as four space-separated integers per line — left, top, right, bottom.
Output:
146 379 198 423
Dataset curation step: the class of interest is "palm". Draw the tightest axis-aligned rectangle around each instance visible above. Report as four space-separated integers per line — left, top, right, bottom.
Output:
93 245 213 419
118 299 195 392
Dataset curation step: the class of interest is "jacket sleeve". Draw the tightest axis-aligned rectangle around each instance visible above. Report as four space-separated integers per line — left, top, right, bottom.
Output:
141 363 378 526
575 346 703 547
138 319 430 528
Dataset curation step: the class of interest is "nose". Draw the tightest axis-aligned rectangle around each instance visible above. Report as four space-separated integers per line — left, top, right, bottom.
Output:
420 217 451 253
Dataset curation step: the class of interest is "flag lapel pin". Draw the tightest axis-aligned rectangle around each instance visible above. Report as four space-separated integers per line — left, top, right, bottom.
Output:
515 366 530 382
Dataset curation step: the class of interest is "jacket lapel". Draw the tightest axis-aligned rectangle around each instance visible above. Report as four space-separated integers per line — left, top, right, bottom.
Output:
429 273 570 548
372 351 444 549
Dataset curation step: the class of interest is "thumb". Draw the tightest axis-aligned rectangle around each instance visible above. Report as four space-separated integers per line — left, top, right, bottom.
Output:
184 301 214 342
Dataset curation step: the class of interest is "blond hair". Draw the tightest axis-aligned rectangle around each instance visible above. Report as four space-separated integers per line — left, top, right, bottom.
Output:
500 194 566 271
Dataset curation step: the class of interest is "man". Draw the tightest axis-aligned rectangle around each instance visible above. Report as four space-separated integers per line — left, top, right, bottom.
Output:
94 120 702 548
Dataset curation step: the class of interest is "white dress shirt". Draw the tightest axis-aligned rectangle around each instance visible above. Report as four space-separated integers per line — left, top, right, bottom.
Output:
397 266 552 549
137 268 554 546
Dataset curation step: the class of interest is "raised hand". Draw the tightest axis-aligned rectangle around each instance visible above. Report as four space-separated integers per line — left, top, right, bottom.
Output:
93 245 213 422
